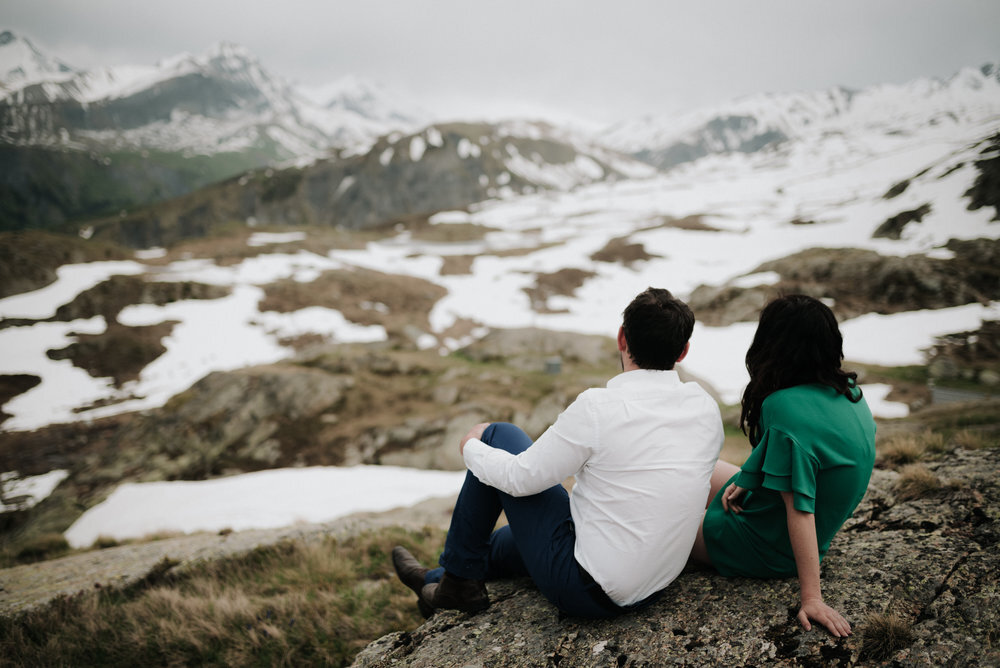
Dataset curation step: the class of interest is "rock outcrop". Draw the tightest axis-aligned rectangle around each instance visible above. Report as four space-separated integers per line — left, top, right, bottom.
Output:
688 238 1000 326
353 447 1000 667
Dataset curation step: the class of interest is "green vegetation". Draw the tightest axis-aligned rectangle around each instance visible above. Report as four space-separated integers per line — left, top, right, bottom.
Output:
0 488 89 568
854 363 929 386
0 526 446 667
0 144 279 233
7 532 71 563
900 398 1000 435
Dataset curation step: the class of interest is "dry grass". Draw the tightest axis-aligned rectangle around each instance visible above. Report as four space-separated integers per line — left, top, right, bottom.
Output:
259 267 447 337
522 268 596 313
878 432 930 466
920 431 948 454
953 429 989 450
0 526 446 667
439 255 475 275
654 214 722 232
10 532 70 562
407 221 494 243
861 611 915 662
590 237 659 266
895 463 942 502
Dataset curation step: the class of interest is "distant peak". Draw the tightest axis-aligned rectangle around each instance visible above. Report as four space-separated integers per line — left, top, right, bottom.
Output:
0 29 77 84
206 41 254 60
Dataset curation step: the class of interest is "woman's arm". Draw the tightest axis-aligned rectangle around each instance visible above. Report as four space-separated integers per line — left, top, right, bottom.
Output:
781 491 853 637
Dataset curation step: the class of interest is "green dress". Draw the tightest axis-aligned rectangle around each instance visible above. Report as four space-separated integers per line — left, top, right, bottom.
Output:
703 382 876 578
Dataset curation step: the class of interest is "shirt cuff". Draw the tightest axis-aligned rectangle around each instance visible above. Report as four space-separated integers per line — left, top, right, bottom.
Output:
462 438 490 473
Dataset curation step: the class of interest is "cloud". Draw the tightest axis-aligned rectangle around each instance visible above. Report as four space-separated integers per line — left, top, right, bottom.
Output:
5 0 999 123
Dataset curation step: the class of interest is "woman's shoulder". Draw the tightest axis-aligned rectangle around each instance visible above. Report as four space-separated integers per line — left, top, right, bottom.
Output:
762 383 859 429
764 383 836 407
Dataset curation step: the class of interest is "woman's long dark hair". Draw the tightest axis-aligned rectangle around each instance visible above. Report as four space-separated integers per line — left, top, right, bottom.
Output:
739 294 861 446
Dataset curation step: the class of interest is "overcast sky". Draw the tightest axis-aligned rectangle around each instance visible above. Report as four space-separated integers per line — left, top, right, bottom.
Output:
6 0 1000 124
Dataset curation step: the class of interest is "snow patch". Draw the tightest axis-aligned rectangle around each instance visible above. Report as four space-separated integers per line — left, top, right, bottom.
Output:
1 470 69 512
63 465 468 548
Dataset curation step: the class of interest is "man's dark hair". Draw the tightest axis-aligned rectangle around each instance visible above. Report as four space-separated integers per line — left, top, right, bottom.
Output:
739 294 861 446
621 287 695 371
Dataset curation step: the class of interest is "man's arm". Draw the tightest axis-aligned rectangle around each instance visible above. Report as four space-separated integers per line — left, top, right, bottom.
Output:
781 491 852 637
461 398 595 497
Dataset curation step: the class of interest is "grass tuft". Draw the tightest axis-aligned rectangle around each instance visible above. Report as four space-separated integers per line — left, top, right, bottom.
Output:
895 463 942 502
953 429 989 451
861 611 915 662
920 431 948 454
878 434 928 466
13 532 70 563
94 535 120 549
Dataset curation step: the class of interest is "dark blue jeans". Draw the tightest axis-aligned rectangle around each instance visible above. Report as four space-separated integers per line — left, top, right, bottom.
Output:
425 422 628 618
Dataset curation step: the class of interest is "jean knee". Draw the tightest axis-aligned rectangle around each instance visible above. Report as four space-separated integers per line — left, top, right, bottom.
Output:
481 422 533 455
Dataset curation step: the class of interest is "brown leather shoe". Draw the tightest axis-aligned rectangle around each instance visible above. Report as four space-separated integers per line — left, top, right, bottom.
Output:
392 546 434 618
420 571 490 613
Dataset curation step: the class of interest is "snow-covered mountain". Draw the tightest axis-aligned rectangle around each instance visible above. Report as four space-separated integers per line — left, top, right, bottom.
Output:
0 29 74 89
297 75 429 154
602 64 1000 170
0 30 428 231
0 30 422 158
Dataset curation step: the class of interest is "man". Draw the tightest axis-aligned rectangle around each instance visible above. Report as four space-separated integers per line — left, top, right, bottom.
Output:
393 287 724 618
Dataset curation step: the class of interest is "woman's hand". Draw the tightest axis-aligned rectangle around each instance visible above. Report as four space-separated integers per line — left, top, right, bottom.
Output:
459 423 490 456
797 597 852 637
720 483 747 513
780 491 852 637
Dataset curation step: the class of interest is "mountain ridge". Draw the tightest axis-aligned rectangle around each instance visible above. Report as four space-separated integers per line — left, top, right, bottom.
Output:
601 61 1000 170
0 29 425 231
0 30 419 156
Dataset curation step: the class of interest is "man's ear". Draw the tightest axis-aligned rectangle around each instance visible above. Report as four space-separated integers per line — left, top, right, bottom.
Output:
617 325 628 353
675 341 690 364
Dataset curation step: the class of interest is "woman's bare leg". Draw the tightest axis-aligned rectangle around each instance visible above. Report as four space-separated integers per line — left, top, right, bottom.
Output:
707 459 741 508
688 460 743 567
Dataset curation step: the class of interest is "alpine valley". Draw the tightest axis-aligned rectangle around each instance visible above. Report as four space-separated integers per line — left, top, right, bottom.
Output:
0 28 999 589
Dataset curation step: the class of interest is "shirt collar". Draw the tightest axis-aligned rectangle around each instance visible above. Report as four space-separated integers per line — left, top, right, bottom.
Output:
606 368 682 389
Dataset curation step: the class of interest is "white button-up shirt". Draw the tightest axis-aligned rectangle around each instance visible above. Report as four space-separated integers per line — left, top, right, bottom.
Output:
463 368 724 605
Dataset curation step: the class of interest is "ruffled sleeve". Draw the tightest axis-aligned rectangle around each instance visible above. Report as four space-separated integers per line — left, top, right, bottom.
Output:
734 427 819 513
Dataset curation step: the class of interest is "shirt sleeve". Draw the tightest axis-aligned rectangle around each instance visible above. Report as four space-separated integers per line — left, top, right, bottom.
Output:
462 394 596 497
733 426 819 513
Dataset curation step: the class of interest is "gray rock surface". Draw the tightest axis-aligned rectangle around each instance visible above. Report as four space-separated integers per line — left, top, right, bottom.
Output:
352 448 1000 667
688 238 1000 326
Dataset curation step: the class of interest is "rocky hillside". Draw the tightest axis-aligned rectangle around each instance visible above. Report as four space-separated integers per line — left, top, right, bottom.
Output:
354 441 1000 667
688 237 1000 326
84 121 651 248
0 329 619 560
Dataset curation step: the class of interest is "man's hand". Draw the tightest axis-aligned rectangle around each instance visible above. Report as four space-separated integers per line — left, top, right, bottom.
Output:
459 423 490 456
720 483 747 513
797 597 852 637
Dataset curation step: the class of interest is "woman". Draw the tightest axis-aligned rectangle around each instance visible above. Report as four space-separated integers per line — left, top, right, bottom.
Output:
689 294 876 637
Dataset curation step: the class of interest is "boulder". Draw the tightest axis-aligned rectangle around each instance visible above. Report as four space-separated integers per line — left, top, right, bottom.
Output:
353 448 1000 667
460 328 616 371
